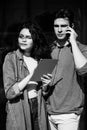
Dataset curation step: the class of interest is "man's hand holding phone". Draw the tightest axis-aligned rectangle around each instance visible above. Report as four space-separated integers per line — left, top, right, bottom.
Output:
66 26 78 44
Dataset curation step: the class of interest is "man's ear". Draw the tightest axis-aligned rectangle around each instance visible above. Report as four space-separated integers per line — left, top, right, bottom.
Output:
71 23 74 28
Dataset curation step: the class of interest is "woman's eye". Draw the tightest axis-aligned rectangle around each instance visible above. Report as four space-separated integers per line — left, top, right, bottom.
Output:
19 35 32 39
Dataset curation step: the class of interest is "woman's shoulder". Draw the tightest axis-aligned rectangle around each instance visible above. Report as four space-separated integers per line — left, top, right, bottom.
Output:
4 50 17 61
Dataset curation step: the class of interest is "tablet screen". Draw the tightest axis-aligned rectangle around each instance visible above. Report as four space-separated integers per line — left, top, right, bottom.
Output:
30 59 58 81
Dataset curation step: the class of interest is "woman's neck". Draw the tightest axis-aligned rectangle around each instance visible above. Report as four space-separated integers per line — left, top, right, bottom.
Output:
19 48 31 57
23 52 31 57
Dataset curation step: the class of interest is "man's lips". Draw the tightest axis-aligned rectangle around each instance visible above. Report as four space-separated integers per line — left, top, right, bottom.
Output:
57 34 64 37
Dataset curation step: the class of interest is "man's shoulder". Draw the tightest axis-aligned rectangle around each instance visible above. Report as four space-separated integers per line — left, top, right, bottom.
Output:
77 41 87 50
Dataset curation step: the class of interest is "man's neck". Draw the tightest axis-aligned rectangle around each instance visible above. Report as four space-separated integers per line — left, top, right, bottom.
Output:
56 36 69 46
56 40 69 47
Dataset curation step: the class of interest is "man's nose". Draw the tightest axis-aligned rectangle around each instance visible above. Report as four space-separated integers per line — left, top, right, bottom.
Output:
58 27 62 33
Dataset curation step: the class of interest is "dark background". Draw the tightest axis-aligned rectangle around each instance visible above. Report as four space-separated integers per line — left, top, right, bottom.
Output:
0 0 87 130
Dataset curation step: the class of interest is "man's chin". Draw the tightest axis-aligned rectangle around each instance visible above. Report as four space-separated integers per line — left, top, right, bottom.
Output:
58 35 68 40
57 36 66 40
57 38 64 41
56 36 68 45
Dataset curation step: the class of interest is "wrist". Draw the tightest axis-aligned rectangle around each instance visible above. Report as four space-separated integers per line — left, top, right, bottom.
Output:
70 40 77 46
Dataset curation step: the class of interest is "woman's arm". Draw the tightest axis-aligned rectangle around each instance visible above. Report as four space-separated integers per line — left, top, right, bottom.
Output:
3 54 35 100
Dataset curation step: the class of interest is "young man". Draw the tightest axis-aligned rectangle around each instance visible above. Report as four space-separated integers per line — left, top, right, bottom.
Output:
41 8 87 130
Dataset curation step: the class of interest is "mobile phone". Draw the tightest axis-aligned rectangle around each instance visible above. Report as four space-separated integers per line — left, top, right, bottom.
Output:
66 33 70 39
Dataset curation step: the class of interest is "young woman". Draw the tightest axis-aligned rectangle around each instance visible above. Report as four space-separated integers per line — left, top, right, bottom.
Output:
3 21 51 130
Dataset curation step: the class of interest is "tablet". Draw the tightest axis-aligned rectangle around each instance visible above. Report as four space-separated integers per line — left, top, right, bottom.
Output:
30 59 58 81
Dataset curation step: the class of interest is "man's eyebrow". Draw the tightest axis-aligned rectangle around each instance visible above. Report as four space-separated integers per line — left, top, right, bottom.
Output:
61 25 68 27
54 24 59 27
54 24 68 27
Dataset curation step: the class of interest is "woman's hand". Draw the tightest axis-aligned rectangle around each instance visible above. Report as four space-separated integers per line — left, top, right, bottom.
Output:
41 73 52 87
28 81 38 85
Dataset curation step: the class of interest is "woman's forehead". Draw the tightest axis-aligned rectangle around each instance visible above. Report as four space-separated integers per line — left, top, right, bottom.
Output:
20 28 31 35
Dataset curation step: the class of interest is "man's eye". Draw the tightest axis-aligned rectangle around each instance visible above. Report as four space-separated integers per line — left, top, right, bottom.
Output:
61 25 68 27
54 25 59 27
19 35 23 38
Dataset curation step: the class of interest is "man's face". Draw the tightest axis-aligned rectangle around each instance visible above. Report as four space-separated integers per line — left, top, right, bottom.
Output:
54 18 70 40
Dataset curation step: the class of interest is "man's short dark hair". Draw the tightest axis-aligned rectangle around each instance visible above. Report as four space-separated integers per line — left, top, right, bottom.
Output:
54 8 74 27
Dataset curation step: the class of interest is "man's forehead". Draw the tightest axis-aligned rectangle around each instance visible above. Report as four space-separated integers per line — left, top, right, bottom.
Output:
54 18 69 25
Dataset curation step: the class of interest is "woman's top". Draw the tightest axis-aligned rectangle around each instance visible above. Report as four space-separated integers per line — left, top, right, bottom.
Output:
23 55 38 99
3 49 50 130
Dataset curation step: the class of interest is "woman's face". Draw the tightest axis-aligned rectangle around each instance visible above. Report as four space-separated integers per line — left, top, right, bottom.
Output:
18 28 33 51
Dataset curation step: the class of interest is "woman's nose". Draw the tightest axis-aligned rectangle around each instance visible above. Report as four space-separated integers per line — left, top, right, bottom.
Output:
22 38 27 42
